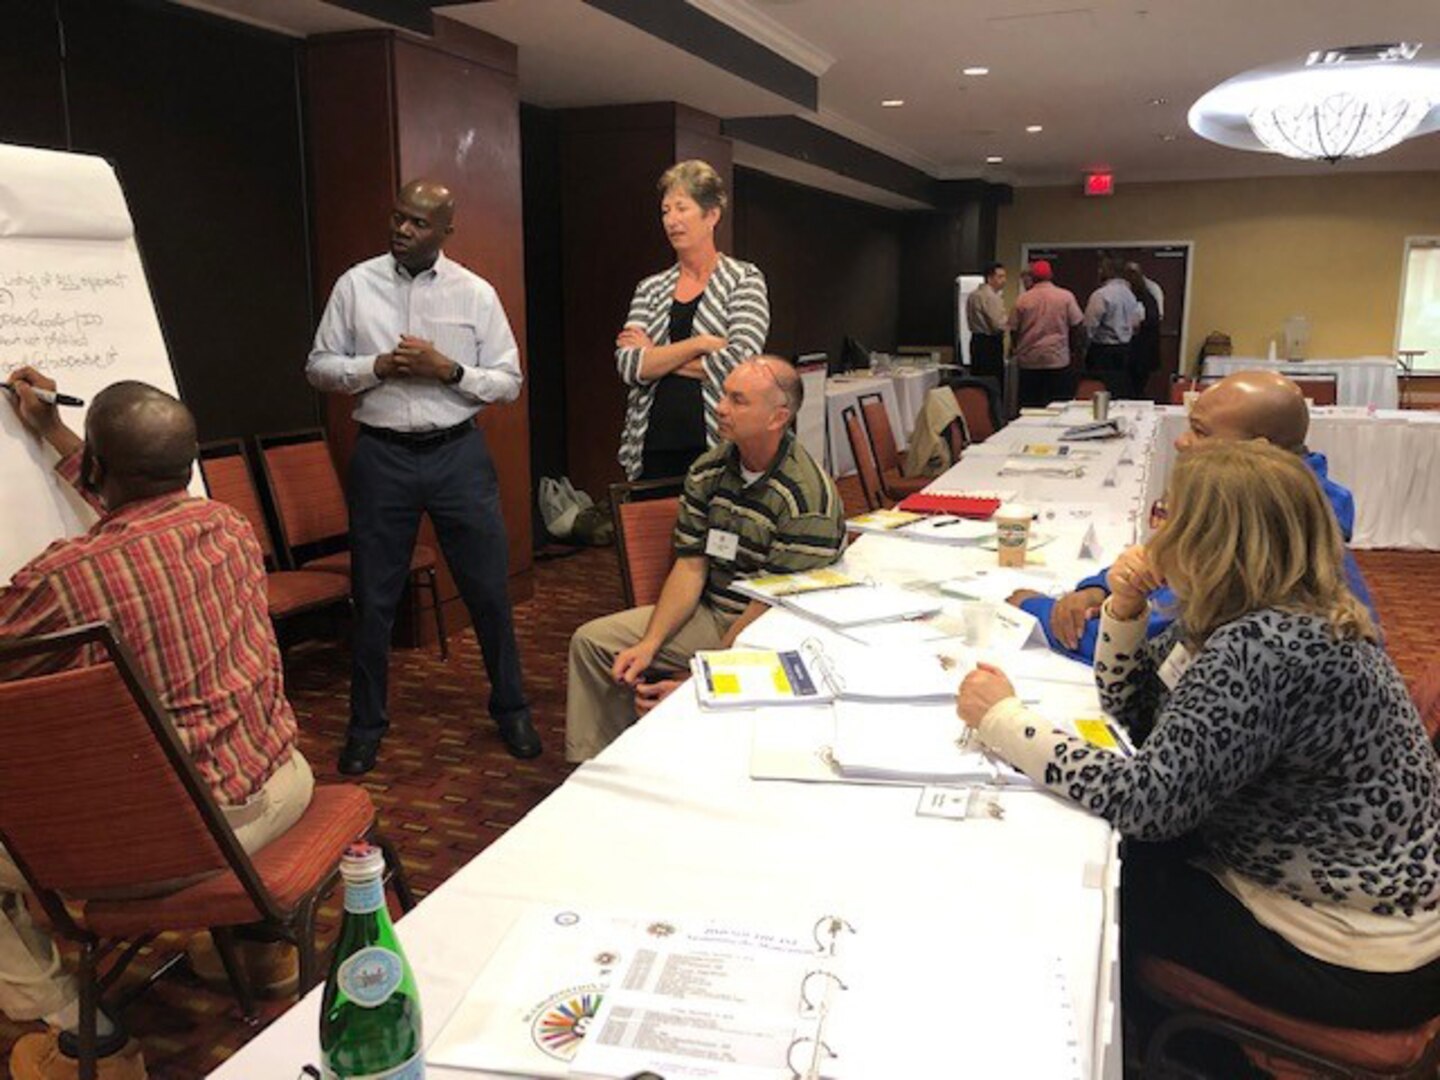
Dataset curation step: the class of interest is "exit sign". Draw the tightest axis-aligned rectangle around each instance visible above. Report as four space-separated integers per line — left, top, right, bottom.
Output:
1084 172 1114 197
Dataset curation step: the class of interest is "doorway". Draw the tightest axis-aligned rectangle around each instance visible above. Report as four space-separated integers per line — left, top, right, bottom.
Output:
1022 242 1192 400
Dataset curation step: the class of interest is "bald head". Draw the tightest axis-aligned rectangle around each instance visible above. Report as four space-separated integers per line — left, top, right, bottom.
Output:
390 180 455 271
746 355 802 417
86 381 196 503
1177 370 1309 454
398 179 454 226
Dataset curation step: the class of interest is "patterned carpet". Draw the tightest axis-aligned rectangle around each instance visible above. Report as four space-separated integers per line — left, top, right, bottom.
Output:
0 496 1434 1077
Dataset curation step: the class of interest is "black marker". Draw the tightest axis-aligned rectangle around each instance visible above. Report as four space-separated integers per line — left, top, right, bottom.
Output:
1 383 85 407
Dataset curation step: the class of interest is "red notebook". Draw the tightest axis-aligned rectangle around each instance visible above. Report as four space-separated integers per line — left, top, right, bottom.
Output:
895 493 1002 519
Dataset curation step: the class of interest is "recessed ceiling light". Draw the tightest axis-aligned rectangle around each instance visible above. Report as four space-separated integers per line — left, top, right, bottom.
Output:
986 155 1004 163
1025 124 1043 133
881 99 905 107
963 66 990 76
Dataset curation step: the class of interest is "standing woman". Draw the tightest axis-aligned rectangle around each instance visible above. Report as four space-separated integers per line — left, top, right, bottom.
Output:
616 161 770 481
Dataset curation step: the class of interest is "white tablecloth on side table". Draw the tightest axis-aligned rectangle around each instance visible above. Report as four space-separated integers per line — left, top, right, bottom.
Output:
825 374 904 476
1202 356 1398 409
1153 406 1440 549
890 366 943 435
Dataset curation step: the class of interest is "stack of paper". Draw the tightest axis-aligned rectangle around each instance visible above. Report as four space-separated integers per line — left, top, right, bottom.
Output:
829 700 1026 785
782 582 940 628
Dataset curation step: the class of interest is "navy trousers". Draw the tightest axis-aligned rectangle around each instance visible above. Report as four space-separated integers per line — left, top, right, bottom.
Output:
347 427 528 742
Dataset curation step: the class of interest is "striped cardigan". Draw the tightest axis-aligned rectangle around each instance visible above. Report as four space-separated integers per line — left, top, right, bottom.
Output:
615 253 770 479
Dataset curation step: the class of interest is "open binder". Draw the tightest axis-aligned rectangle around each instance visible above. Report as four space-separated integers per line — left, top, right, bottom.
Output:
692 639 961 710
569 913 857 1080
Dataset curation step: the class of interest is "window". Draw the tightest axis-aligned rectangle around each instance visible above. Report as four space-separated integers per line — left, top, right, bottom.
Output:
1397 238 1440 372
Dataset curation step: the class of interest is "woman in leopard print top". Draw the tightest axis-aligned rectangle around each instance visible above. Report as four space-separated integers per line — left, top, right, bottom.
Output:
961 440 1440 1031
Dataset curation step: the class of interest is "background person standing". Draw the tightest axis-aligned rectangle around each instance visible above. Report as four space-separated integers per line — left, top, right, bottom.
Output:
965 261 1008 382
1009 259 1084 407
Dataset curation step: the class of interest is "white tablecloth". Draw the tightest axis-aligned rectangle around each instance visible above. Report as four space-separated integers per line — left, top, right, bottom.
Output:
1155 406 1440 549
1202 356 1399 409
890 366 943 434
824 373 904 476
210 407 1146 1080
824 368 943 476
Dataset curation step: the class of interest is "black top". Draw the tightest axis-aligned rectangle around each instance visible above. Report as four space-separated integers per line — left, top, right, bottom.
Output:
644 295 706 454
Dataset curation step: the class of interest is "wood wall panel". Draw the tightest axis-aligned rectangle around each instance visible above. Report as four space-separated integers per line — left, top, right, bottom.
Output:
731 167 903 363
558 104 735 499
306 21 533 637
393 33 531 579
559 107 680 498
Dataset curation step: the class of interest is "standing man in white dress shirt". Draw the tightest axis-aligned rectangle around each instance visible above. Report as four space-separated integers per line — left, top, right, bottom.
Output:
307 178 540 774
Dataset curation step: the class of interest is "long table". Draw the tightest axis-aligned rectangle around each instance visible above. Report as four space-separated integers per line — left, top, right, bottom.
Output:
1154 406 1440 549
1201 356 1399 409
210 406 1162 1080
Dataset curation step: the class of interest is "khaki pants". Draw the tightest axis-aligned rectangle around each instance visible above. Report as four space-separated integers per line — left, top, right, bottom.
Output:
0 749 314 1022
566 604 730 763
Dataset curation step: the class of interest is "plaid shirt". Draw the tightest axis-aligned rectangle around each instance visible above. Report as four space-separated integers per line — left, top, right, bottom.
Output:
0 453 297 805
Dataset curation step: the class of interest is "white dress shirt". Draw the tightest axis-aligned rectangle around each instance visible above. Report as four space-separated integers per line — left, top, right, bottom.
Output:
307 253 523 432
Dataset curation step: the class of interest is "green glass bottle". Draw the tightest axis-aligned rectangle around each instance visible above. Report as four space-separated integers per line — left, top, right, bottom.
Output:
320 843 424 1079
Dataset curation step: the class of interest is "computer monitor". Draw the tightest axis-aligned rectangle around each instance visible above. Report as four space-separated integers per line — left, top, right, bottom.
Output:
839 336 871 374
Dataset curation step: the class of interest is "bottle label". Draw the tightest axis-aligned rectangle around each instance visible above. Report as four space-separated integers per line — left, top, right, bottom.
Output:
322 1050 424 1079
344 877 386 915
337 946 405 1009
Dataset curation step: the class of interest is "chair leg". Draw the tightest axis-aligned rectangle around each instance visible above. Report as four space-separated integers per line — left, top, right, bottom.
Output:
426 567 448 660
211 926 258 1023
294 899 322 996
78 940 98 1080
373 832 417 912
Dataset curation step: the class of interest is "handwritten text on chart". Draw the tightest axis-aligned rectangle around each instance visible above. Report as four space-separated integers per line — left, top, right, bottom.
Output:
0 272 128 376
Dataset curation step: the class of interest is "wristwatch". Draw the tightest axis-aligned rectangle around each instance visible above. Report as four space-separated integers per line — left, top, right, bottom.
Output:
446 362 465 385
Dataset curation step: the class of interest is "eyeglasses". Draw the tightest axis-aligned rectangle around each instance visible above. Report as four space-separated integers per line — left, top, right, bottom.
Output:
752 358 783 391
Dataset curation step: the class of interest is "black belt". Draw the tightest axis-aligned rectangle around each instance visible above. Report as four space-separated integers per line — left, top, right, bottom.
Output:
359 421 473 449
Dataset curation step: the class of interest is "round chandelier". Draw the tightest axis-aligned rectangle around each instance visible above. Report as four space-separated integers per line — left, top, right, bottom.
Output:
1190 44 1440 163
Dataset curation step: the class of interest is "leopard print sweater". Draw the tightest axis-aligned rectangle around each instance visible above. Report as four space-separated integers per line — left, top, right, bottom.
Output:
999 607 1440 915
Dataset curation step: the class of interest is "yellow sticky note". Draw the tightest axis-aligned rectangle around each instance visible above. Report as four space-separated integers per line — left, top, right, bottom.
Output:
1074 717 1120 751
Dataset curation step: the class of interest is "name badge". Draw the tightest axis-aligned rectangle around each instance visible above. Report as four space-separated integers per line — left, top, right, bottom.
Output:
705 529 740 562
1158 643 1193 690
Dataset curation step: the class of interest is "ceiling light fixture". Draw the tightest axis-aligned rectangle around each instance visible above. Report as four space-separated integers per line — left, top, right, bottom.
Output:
1190 43 1440 162
1025 124 1043 133
986 155 1004 163
963 66 990 76
881 99 905 107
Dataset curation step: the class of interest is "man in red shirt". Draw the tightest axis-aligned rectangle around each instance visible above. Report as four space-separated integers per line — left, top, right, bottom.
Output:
1008 259 1086 407
1 369 311 1080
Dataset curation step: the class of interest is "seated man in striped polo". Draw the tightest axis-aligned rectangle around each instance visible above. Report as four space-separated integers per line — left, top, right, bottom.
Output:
566 356 846 762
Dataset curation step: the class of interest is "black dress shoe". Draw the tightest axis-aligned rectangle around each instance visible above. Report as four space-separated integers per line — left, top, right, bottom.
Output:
496 713 542 759
338 737 380 776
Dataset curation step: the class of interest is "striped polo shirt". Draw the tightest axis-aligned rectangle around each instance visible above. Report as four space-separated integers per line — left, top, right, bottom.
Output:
673 431 846 617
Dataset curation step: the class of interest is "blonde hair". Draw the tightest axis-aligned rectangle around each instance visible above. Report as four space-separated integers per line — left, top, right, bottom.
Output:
658 160 727 214
1147 440 1375 646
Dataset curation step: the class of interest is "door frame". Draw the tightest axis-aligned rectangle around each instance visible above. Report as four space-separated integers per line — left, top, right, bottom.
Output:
1021 240 1195 372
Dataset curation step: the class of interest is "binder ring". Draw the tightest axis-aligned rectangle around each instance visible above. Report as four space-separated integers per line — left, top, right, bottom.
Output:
787 1034 837 1080
798 968 848 1012
812 914 855 955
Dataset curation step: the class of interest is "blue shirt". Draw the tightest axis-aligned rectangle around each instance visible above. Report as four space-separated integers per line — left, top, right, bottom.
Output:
1021 451 1377 662
306 253 523 432
1084 278 1143 345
